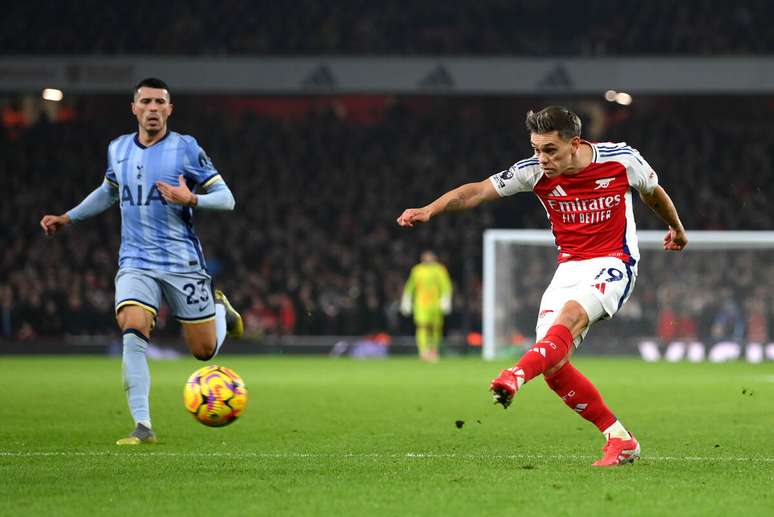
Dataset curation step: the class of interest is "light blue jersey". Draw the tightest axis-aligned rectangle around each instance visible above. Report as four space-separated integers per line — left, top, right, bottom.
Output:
95 131 228 272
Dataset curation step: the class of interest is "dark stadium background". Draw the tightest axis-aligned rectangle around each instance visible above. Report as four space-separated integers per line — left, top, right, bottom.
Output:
1 0 773 358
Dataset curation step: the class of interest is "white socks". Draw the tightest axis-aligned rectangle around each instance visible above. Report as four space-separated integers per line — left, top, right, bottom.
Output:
214 303 227 356
602 420 632 441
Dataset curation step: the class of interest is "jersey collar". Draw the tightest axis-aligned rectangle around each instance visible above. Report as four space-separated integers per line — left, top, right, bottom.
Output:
583 140 599 163
134 129 171 149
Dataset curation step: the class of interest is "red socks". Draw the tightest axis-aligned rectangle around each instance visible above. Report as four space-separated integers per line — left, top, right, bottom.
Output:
514 324 573 382
513 324 617 433
544 362 617 432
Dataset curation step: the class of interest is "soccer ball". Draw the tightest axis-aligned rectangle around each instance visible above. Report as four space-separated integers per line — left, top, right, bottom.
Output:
183 365 248 427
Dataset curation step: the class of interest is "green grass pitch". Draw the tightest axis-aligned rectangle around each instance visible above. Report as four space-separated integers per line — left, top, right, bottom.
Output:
1 355 772 516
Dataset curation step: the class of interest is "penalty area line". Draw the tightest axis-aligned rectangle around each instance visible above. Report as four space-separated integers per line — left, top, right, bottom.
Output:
1 451 773 463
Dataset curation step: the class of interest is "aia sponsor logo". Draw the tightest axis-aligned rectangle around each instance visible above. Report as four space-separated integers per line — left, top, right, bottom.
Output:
120 184 168 206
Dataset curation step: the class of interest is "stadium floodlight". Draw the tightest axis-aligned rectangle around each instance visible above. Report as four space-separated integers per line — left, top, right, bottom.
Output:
42 88 63 102
482 230 774 361
615 92 633 105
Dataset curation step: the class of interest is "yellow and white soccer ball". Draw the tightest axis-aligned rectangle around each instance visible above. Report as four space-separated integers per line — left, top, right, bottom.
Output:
183 365 248 427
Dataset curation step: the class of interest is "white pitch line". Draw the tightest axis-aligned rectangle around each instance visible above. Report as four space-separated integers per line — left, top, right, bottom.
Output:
1 451 773 463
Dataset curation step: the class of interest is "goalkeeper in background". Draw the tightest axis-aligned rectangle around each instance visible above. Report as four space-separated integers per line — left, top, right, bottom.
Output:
400 251 453 362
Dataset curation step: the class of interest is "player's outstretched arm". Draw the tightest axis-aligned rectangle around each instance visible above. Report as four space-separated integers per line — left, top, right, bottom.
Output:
396 178 498 227
40 214 72 236
41 181 118 235
639 185 687 251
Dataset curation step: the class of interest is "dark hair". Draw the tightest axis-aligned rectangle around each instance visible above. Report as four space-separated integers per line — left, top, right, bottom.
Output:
525 106 581 140
133 77 170 98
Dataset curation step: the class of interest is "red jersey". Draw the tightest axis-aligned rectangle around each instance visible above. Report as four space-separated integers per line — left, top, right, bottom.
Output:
489 141 659 266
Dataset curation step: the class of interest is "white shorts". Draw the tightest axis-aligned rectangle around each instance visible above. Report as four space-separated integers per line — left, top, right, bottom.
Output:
535 257 636 347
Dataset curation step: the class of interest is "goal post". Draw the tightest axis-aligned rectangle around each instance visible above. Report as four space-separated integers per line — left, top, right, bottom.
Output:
482 230 774 361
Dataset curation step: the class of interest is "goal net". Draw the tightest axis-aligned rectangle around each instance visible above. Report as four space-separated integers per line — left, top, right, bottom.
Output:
482 230 774 363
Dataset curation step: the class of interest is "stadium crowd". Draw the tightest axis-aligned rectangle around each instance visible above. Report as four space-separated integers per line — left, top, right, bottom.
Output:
1 95 773 342
2 0 772 56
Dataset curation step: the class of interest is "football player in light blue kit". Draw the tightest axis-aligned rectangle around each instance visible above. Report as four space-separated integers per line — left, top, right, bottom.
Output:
41 78 244 445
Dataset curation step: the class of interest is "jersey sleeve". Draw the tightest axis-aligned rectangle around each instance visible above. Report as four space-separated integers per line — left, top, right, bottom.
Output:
105 143 119 188
182 136 222 189
489 159 542 197
623 149 659 194
67 182 119 222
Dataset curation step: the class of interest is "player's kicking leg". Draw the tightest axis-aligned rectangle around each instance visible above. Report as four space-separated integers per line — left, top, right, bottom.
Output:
490 324 638 465
490 309 576 408
491 260 642 466
489 367 526 408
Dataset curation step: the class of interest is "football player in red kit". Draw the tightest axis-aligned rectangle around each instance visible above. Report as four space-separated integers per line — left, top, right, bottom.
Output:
397 106 687 466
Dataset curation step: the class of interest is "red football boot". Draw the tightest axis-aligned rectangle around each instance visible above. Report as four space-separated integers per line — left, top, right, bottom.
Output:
592 435 641 467
489 368 525 409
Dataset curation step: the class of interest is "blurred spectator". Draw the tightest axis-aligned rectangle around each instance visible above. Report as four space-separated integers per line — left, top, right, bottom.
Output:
745 294 769 343
0 285 15 338
657 302 698 343
2 94 774 340
710 290 746 342
2 1 773 56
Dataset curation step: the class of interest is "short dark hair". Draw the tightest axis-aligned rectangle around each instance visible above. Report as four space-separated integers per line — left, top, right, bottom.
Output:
133 77 170 98
525 106 581 140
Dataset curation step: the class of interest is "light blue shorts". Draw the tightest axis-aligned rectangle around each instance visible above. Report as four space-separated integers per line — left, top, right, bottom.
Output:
115 268 216 324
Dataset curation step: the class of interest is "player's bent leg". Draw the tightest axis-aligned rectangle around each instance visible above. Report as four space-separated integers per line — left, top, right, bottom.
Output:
214 289 243 339
543 347 575 377
182 320 218 360
490 301 586 408
545 300 590 345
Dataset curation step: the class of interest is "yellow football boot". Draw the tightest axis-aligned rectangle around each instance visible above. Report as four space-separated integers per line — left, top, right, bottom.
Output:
215 289 244 339
116 423 158 445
